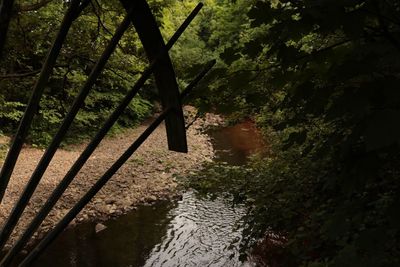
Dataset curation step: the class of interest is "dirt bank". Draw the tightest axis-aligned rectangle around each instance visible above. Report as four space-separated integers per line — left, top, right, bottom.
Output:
0 107 223 248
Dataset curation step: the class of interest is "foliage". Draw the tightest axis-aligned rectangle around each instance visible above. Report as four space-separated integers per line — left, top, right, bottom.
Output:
189 0 400 266
0 95 25 126
0 0 156 146
0 142 7 163
1 0 400 265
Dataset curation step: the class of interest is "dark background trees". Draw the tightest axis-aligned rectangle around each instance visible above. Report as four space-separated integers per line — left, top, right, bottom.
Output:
191 0 400 265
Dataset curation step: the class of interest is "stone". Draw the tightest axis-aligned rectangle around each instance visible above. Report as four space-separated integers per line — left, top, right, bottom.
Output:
0 106 219 245
95 223 107 233
105 199 116 205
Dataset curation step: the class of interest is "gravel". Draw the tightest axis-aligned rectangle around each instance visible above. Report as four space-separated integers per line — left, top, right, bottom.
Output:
0 107 222 248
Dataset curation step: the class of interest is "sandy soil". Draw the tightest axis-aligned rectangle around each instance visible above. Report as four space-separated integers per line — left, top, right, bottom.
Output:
0 107 223 248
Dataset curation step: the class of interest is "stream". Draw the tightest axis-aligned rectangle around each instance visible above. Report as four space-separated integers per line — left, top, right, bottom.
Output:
15 120 265 267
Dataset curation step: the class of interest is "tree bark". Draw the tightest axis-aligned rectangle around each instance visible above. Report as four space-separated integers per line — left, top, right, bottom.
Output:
0 0 15 59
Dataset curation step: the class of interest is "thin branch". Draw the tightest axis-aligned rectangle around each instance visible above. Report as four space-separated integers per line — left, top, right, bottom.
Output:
0 69 41 79
16 0 53 12
185 111 201 129
90 0 128 54
227 38 353 78
68 54 141 79
0 64 70 80
0 56 140 81
59 62 73 115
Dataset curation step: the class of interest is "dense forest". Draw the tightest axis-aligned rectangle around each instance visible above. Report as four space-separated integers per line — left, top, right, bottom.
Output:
1 0 400 266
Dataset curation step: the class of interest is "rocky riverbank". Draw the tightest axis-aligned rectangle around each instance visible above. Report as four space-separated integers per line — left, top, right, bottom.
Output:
0 107 223 248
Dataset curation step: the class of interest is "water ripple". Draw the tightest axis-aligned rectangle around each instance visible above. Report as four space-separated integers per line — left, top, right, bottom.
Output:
143 191 247 267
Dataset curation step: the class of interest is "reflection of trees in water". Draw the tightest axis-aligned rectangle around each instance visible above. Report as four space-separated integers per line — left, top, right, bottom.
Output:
24 201 176 267
15 123 259 267
144 192 246 267
209 120 267 165
23 191 246 267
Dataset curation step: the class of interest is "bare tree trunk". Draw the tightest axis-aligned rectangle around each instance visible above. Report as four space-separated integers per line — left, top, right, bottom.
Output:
0 0 15 59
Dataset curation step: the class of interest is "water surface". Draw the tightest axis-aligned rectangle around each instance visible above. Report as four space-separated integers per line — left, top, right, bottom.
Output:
209 120 266 165
10 120 264 266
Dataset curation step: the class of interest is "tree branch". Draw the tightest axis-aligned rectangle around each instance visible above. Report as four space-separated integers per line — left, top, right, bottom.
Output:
90 0 128 54
16 0 53 12
0 69 41 79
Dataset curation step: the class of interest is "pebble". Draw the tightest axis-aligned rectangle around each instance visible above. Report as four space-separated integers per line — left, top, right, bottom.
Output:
0 106 221 247
95 223 107 233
